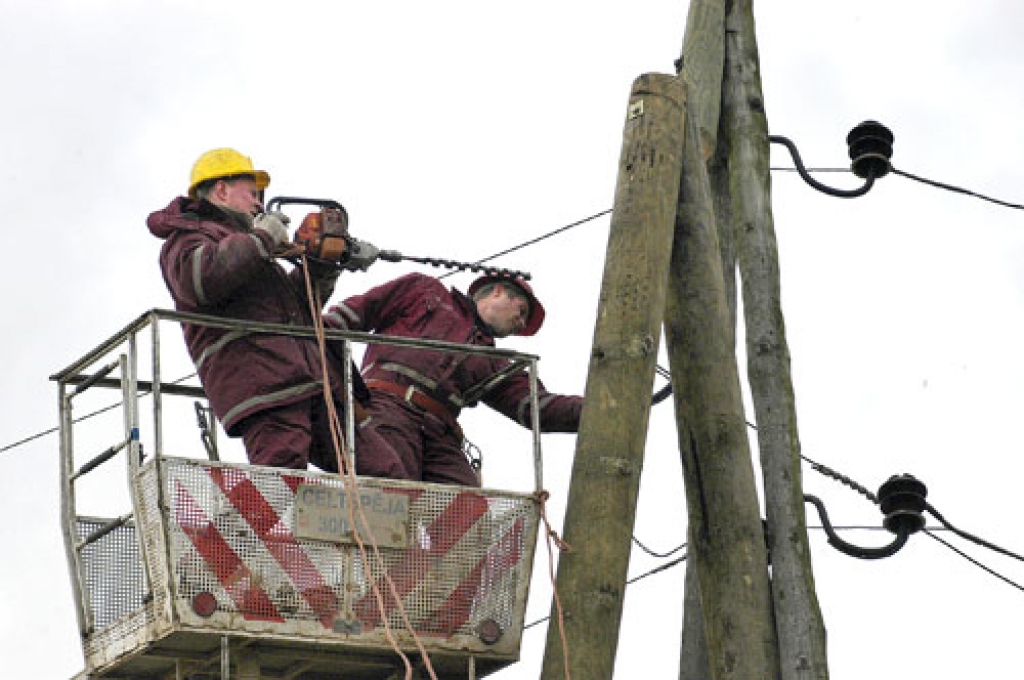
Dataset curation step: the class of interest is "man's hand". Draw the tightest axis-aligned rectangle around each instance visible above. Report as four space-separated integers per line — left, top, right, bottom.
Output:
253 211 291 247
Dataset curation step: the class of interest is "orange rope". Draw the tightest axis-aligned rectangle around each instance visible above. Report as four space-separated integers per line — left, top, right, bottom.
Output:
536 490 572 680
301 262 439 680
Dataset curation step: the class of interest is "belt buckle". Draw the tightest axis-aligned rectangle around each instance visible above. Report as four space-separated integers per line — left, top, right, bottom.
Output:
404 384 417 403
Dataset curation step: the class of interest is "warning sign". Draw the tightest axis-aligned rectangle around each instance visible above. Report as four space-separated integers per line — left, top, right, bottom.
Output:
294 484 410 549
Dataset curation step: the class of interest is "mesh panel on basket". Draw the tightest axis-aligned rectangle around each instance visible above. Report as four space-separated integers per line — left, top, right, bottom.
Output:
165 459 535 643
76 518 146 630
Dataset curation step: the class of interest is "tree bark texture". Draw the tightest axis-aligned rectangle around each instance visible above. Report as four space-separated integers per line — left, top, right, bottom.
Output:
540 73 686 680
667 107 778 680
722 1 830 678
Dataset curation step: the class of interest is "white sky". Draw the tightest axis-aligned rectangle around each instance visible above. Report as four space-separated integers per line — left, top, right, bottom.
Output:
2 1 1023 678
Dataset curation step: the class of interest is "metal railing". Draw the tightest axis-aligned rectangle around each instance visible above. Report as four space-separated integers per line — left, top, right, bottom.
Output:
53 308 548 644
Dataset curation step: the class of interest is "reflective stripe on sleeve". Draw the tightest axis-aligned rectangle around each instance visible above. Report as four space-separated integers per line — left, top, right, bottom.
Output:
195 330 251 370
380 362 439 391
332 302 361 328
191 244 208 306
517 393 557 426
222 381 323 427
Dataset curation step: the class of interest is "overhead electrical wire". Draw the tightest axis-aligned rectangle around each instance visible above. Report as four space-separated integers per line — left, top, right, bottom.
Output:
0 372 198 456
437 208 613 280
892 167 1024 210
632 536 686 559
923 530 1024 594
627 553 688 585
523 550 689 631
773 165 1024 210
924 502 1024 564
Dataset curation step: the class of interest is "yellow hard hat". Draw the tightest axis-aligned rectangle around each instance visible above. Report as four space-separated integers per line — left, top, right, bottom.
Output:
188 148 270 197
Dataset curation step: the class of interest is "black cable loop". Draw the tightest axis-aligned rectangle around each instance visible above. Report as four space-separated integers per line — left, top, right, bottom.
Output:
804 494 909 559
769 134 877 198
802 454 1024 575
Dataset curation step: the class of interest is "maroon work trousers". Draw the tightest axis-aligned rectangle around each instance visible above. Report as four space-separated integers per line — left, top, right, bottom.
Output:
355 390 478 487
237 397 401 477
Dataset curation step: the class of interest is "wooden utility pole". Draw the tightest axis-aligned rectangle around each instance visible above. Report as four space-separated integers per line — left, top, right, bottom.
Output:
674 0 830 679
721 1 829 677
541 3 829 678
540 73 686 680
666 99 778 680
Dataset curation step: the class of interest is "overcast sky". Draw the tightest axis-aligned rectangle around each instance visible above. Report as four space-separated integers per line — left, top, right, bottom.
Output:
3 1 1023 678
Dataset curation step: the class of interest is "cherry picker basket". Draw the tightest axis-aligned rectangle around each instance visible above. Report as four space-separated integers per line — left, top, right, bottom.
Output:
55 309 547 679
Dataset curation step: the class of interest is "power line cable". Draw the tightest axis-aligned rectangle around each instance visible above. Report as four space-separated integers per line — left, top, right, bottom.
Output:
800 452 878 504
437 208 613 280
627 553 687 585
773 164 1024 211
892 167 1024 211
526 522 1023 636
923 529 1024 594
925 502 1024 564
632 536 686 559
771 166 850 173
0 424 61 455
0 372 198 456
523 551 688 631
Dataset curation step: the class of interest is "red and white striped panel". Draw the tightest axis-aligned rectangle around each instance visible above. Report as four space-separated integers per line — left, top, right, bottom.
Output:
168 461 531 640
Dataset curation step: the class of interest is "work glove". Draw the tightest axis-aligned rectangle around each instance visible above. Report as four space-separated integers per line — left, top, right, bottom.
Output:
343 238 381 271
253 211 291 248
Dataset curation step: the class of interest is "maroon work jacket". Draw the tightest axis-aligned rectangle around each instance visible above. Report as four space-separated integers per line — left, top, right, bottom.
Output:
324 273 581 431
147 197 343 434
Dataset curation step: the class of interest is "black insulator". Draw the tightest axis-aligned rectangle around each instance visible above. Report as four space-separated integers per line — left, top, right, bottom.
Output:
847 120 894 179
877 473 927 535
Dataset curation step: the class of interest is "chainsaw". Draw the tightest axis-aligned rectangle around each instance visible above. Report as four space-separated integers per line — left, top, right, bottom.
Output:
265 196 531 280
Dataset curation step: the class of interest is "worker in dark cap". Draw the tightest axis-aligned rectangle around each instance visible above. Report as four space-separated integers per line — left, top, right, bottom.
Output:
326 272 582 486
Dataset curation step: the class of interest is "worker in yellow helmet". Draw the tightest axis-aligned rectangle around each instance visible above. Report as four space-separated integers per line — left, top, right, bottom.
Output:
146 149 389 473
186 147 271 199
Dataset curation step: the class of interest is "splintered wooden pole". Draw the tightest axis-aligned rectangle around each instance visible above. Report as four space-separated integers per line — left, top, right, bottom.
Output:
540 73 686 680
723 1 829 678
675 1 736 678
666 105 778 680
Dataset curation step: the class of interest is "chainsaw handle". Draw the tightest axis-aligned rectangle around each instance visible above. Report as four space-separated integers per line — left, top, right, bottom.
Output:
265 196 347 215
